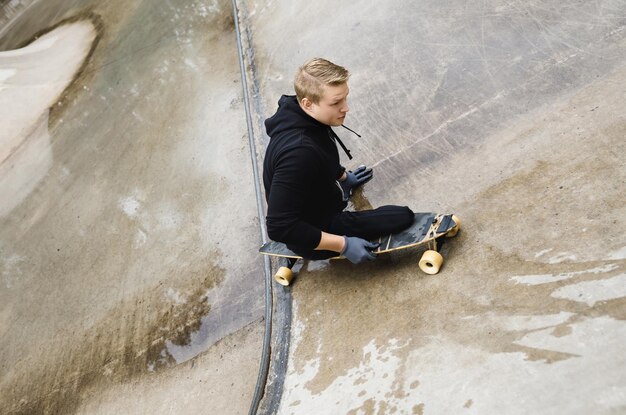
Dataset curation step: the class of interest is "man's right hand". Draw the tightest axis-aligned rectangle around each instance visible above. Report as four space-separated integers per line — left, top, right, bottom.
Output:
341 236 379 264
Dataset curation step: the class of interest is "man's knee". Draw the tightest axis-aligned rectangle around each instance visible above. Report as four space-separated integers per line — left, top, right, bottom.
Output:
376 205 414 233
398 206 414 226
392 205 414 229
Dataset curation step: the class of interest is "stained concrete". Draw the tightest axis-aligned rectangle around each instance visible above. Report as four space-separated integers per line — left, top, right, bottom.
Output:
1 0 264 413
1 0 625 414
236 1 626 414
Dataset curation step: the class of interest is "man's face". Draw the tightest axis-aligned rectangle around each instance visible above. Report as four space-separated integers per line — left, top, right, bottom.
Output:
302 83 349 126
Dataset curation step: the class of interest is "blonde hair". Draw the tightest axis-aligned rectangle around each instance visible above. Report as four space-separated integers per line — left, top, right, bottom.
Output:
294 58 350 104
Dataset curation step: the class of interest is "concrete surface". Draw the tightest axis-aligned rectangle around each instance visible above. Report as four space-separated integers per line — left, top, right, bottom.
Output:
237 0 626 414
1 0 625 414
1 0 264 413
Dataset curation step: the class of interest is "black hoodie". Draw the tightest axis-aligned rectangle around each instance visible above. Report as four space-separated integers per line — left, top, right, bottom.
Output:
263 95 347 252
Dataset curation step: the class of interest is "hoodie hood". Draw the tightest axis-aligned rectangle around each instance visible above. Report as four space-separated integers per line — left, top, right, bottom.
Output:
264 95 327 138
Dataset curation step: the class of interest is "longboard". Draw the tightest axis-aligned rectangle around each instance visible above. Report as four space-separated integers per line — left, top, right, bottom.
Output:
260 212 460 285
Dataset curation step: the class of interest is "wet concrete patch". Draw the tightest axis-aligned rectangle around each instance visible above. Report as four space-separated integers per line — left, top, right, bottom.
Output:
0 257 224 414
74 319 264 415
278 242 625 413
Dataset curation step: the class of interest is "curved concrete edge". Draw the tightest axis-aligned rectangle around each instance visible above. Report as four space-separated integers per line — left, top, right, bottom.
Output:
231 2 294 413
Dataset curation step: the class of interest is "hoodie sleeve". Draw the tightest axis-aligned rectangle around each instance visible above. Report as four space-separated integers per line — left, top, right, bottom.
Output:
337 165 346 180
265 145 323 250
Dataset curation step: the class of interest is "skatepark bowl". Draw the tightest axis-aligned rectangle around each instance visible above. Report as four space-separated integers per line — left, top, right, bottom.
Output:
1 0 625 414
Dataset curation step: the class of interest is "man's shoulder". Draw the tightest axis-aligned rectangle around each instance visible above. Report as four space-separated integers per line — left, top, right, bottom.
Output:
282 135 324 160
271 127 324 150
266 131 323 168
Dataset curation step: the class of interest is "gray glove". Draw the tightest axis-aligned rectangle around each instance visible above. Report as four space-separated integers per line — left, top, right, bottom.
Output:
341 236 379 264
338 165 373 201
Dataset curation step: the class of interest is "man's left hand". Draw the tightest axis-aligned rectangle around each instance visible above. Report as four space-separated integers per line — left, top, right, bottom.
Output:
338 165 373 201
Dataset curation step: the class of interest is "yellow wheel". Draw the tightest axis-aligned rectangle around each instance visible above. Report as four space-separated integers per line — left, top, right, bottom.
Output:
446 215 461 238
419 250 444 275
274 266 294 286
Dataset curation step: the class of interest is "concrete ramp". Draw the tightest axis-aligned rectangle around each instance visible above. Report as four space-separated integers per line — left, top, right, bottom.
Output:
236 1 626 413
1 0 624 414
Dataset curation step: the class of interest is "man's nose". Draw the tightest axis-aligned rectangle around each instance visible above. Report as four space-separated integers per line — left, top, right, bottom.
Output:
341 103 349 113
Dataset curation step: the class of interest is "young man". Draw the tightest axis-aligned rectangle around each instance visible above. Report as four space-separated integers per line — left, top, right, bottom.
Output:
263 58 414 264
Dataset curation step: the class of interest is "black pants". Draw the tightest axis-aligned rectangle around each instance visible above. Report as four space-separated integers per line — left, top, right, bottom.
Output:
290 205 414 260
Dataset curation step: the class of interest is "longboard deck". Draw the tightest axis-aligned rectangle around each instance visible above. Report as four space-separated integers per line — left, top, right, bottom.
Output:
259 212 457 259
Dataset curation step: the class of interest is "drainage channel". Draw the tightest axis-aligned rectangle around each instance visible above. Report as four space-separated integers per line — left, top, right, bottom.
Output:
230 1 292 414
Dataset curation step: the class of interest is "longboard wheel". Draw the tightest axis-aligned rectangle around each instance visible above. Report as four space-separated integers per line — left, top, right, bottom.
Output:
446 215 461 238
419 250 444 275
274 266 294 286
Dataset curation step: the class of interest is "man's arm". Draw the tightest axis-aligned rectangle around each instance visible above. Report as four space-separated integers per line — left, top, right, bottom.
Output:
315 231 346 252
318 231 379 263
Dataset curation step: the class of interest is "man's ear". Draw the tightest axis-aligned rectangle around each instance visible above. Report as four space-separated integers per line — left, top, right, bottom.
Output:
300 97 313 113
